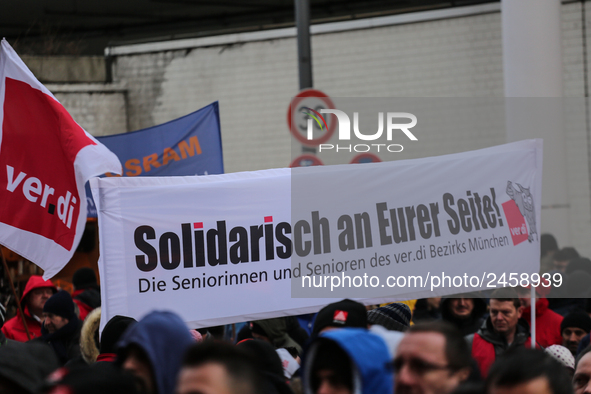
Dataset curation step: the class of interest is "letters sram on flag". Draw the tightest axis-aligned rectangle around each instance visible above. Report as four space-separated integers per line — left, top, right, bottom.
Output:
0 39 122 279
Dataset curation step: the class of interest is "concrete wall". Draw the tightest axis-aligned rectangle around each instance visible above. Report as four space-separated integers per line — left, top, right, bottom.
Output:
22 55 107 83
20 55 128 137
47 84 128 137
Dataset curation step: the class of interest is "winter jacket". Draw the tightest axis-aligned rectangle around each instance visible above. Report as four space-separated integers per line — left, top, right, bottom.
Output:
303 328 393 394
1 305 42 342
441 296 487 336
520 297 563 348
72 287 101 321
467 317 538 377
34 316 82 365
2 276 56 342
412 298 441 323
0 340 60 393
117 311 194 394
80 307 101 363
252 317 303 355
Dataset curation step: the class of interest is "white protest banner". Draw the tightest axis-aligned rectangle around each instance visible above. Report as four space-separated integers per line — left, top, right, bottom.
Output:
0 39 122 279
92 140 542 328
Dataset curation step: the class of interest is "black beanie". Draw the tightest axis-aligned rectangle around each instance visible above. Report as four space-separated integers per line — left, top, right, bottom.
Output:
43 290 75 320
100 315 136 354
561 311 591 334
367 302 412 331
72 268 98 290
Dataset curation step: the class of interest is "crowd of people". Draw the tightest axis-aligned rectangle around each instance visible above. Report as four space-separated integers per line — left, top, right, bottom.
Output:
0 234 590 394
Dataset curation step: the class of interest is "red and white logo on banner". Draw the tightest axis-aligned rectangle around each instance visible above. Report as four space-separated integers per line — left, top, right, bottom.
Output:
502 199 529 246
0 39 121 279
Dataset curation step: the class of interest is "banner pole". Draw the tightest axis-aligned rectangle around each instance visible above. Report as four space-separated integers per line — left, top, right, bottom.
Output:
530 285 536 348
0 249 31 340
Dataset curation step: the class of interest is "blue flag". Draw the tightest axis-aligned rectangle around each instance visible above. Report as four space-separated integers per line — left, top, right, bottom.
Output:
86 102 223 217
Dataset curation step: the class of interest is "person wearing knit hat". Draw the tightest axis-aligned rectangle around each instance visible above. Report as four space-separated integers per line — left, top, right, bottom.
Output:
367 302 411 332
561 311 591 355
36 290 82 365
544 344 575 375
312 299 368 335
71 267 101 321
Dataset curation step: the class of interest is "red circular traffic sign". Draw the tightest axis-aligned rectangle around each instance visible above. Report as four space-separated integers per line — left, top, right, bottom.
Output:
350 153 382 164
287 89 336 147
289 154 324 167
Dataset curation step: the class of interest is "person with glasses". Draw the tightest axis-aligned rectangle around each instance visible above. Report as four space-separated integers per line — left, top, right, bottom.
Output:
394 320 472 394
2 275 56 341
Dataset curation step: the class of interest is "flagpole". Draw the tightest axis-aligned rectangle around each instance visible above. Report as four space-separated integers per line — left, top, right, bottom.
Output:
531 285 536 348
0 249 31 340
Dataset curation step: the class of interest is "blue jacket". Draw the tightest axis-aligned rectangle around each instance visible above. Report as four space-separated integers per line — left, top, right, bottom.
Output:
117 311 194 394
303 328 393 394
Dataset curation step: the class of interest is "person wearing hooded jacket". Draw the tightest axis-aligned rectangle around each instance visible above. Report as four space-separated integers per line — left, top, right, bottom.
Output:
2 275 56 342
251 317 304 355
516 286 563 348
117 310 194 394
440 294 487 336
302 328 393 394
78 307 102 365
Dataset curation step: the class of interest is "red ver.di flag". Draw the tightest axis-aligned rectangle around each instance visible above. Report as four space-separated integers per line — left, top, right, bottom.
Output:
0 39 122 279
